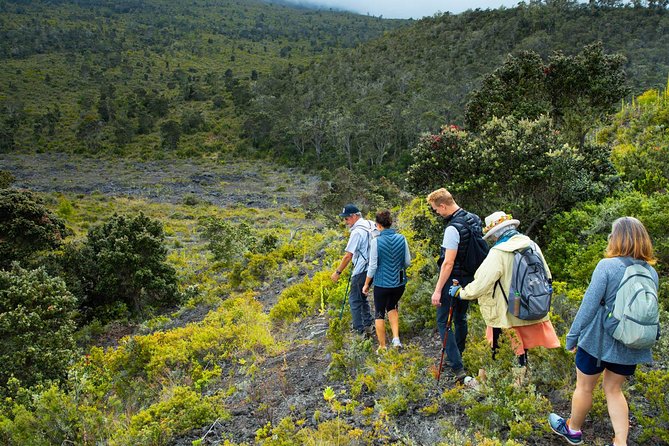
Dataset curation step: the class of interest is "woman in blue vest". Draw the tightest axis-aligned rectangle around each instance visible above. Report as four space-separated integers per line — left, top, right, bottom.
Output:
362 210 411 350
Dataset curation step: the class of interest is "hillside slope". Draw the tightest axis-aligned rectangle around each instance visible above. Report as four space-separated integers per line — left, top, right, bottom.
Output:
247 3 669 176
0 0 405 155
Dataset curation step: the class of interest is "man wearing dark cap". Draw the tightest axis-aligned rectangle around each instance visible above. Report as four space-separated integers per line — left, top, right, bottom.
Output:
331 204 375 336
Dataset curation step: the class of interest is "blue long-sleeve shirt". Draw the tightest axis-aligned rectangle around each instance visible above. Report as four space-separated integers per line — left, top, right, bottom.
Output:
566 256 658 365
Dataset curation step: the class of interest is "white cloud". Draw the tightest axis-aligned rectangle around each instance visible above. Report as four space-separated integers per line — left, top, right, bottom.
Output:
276 0 524 19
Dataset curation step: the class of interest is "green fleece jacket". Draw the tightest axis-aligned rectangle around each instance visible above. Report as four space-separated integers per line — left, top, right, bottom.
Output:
459 234 552 328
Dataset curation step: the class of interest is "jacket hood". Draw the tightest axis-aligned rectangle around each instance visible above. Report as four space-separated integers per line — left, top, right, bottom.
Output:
491 234 533 253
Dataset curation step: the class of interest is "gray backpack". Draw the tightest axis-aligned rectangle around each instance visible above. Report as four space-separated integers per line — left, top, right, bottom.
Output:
495 243 552 320
603 258 659 349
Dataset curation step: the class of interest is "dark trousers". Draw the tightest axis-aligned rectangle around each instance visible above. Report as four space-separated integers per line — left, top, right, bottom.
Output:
349 272 373 332
436 289 469 372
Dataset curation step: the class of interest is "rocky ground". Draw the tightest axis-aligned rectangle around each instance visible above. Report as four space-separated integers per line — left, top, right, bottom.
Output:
0 152 318 208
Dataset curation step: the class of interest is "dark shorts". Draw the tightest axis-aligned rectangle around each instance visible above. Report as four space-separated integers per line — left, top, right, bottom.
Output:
575 347 637 376
373 285 405 319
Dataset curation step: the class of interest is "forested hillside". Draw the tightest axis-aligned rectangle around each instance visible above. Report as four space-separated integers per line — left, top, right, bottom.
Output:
3 0 669 179
247 1 669 177
0 0 404 156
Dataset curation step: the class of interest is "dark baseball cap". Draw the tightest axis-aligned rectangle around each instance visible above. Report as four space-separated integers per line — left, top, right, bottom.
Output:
339 204 360 217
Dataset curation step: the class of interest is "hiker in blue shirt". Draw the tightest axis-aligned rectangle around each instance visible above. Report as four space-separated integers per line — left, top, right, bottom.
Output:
331 204 375 336
362 210 411 351
549 217 659 446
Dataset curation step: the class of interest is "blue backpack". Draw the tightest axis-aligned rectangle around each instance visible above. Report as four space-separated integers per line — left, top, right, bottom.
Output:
495 243 552 321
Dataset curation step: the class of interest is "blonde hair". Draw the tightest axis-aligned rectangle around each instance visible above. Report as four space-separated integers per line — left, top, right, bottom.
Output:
426 188 454 207
605 216 656 264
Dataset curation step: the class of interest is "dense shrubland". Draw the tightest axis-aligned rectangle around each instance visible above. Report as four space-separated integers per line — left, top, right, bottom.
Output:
1 2 669 445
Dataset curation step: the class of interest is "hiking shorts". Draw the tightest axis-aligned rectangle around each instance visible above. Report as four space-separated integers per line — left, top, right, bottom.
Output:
576 347 636 376
373 285 405 320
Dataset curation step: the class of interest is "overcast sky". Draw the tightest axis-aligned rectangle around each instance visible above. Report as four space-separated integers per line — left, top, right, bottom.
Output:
278 1 527 19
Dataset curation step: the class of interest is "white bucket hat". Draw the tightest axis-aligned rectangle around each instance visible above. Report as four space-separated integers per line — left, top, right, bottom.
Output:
482 211 520 240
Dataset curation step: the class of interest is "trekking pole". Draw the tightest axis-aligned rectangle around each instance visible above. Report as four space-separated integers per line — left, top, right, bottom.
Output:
338 268 353 320
436 279 459 384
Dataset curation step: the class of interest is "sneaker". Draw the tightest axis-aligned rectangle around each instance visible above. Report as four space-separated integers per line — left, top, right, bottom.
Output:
462 376 479 390
363 325 375 337
391 338 402 348
548 413 583 445
376 346 387 355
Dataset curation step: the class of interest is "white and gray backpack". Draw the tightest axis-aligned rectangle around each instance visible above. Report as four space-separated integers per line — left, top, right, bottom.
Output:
603 258 659 349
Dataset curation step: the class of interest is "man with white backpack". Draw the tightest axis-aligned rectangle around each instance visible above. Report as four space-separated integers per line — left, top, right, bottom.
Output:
331 204 377 336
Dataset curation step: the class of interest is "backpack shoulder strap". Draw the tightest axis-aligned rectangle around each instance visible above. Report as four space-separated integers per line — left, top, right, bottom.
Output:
352 220 374 262
494 278 508 304
619 257 634 267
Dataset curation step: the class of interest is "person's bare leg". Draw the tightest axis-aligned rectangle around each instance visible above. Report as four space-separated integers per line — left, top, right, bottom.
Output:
388 309 399 341
375 319 386 348
569 368 601 431
602 369 629 446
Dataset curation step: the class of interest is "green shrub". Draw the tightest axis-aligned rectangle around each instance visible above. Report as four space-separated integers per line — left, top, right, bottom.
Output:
0 189 68 269
201 217 256 265
0 170 14 189
0 384 91 446
75 212 179 318
544 191 668 291
0 265 77 388
270 272 335 324
632 369 669 444
113 387 218 446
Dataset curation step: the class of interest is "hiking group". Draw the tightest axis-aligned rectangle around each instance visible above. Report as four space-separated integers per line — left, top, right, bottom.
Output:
332 189 659 446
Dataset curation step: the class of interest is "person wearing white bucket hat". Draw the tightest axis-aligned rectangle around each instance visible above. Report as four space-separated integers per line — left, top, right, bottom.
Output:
449 211 560 377
482 211 520 241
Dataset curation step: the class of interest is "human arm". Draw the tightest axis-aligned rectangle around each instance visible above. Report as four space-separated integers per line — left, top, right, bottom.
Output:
565 260 608 350
362 239 378 295
404 237 411 268
431 248 457 306
331 251 353 282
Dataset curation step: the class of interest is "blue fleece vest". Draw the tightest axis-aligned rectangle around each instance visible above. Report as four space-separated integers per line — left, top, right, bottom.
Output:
374 229 407 288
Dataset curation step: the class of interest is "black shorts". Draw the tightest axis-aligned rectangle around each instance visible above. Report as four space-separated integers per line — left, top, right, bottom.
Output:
373 285 405 319
575 347 637 376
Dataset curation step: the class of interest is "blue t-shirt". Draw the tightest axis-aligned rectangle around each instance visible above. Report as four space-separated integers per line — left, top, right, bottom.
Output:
441 225 460 250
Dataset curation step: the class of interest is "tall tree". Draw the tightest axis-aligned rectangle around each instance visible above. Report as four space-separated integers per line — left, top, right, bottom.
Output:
465 43 629 147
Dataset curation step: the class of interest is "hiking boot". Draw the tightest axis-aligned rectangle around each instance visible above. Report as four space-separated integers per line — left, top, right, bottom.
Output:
454 368 467 382
391 338 402 348
363 325 375 337
548 413 583 445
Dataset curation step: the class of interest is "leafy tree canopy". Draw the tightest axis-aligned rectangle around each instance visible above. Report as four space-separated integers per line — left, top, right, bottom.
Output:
407 117 618 236
74 213 179 318
465 43 629 146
